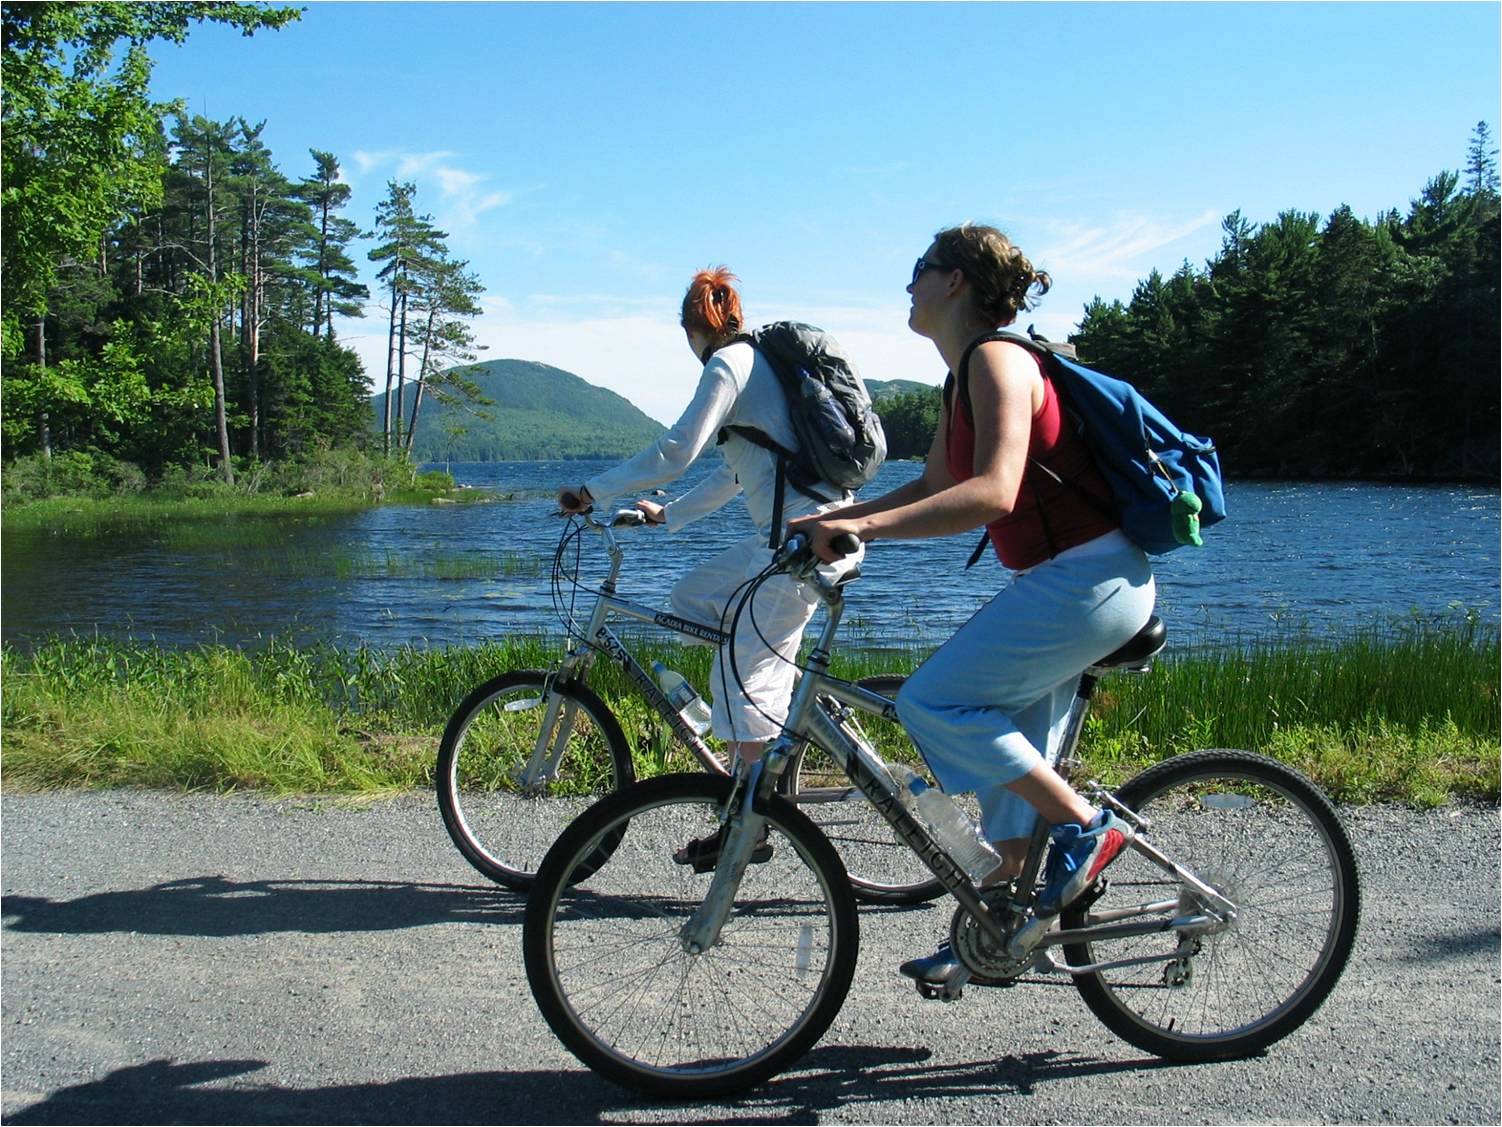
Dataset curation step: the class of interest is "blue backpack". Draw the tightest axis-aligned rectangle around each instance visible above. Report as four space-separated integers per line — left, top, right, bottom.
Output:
955 329 1226 559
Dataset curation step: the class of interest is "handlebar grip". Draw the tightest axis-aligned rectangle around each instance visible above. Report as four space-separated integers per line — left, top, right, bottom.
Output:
829 533 861 558
777 530 861 565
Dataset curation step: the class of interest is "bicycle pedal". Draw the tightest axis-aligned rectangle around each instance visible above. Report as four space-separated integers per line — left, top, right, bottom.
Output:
1076 877 1110 913
916 981 963 1002
969 975 1018 989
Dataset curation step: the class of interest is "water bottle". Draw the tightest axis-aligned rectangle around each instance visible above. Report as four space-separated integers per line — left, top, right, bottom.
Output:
888 762 1001 883
652 661 712 737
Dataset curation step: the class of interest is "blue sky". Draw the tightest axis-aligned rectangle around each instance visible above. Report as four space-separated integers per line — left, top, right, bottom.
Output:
149 2 1500 424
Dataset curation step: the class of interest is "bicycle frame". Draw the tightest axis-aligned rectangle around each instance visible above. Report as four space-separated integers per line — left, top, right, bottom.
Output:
682 541 1241 981
519 513 732 791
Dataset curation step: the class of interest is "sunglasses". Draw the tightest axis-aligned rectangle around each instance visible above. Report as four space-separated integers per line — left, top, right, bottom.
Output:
911 256 952 286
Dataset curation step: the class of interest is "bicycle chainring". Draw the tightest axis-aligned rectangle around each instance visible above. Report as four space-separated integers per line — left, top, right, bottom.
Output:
948 887 1033 985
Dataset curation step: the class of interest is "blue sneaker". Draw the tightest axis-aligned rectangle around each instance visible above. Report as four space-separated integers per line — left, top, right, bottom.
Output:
1035 810 1133 917
1007 812 1131 959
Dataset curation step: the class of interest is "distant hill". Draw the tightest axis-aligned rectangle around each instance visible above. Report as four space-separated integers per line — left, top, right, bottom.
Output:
370 363 935 462
372 359 666 461
865 378 933 401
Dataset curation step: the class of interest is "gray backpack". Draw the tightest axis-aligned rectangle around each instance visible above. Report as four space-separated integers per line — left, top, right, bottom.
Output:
720 321 887 547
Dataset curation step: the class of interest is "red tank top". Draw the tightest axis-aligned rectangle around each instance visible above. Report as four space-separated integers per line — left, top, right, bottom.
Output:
944 347 1117 570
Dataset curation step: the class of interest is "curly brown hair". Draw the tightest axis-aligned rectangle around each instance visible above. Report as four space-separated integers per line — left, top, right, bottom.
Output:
931 223 1051 326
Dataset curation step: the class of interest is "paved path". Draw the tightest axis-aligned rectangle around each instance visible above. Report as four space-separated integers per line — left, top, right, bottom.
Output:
2 791 1497 1125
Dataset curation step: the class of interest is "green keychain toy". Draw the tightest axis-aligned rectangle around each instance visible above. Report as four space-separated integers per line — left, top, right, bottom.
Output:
1172 490 1204 547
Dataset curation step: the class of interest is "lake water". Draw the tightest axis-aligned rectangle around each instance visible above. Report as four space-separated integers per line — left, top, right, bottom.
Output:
2 460 1497 654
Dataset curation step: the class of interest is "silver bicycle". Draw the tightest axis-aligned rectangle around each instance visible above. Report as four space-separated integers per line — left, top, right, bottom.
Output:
436 509 948 901
523 531 1361 1098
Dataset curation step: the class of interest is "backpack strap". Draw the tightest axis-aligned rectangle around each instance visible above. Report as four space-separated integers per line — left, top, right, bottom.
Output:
717 423 840 549
954 332 1028 568
952 329 1108 565
717 424 792 550
720 328 846 548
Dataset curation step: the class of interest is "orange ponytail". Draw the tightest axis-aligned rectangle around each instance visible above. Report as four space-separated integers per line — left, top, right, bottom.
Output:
680 266 743 339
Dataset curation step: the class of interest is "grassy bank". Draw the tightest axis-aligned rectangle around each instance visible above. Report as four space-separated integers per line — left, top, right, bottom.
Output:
3 621 1495 806
0 450 497 538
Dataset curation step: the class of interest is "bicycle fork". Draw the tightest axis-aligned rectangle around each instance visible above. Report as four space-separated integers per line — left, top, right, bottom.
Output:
678 753 779 955
514 654 594 791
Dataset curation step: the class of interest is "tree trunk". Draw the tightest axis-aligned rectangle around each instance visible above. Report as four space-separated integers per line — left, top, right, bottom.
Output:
247 193 261 460
382 273 398 457
210 313 234 483
31 317 51 459
395 272 408 455
404 309 437 458
313 197 329 337
205 133 234 485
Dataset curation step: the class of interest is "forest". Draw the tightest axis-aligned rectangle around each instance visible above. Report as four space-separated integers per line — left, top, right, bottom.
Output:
878 128 1500 480
2 3 1497 495
1 2 483 499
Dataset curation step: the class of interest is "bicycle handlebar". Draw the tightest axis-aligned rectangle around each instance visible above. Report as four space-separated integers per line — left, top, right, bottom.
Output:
776 530 861 578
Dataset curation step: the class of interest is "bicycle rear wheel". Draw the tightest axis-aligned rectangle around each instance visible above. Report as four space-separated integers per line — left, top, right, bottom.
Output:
1063 749 1360 1061
436 669 634 891
788 674 961 904
524 773 859 1098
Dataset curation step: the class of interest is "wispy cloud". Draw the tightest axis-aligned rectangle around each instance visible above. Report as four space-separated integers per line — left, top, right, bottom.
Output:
349 149 392 176
397 151 457 179
1039 210 1221 281
348 150 515 229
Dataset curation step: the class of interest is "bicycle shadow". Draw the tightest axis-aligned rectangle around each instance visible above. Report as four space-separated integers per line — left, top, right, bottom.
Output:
1 876 520 940
2 1045 1178 1125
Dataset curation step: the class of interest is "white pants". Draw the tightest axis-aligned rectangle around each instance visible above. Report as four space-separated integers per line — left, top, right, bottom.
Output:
671 533 863 742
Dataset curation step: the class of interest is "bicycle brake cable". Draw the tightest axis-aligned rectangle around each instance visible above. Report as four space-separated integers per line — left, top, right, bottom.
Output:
721 557 811 738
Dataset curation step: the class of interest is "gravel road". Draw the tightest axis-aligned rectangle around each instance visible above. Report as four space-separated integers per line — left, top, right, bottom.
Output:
2 790 1497 1125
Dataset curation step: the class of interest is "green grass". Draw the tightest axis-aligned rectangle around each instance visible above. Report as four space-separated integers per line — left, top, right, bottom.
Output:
2 624 1496 805
1 480 506 540
1 493 374 537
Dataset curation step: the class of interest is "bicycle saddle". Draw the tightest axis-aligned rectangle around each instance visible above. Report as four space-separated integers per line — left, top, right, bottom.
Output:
1090 616 1166 670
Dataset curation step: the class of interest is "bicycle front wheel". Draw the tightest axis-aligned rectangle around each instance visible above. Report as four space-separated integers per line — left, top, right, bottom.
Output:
436 669 634 891
524 773 859 1099
788 674 957 905
1063 749 1360 1061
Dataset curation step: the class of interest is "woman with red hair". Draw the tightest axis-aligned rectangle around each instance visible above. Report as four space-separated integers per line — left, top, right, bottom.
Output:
558 267 862 866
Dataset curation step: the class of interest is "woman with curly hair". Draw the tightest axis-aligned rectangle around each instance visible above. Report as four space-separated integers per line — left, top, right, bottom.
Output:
792 224 1156 986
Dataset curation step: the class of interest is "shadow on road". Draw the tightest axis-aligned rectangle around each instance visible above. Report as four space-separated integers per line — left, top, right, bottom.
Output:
2 1045 1176 1125
1 876 520 938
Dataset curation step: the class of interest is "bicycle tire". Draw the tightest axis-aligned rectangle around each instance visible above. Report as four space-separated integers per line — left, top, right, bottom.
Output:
1063 749 1360 1061
436 669 635 891
524 773 859 1098
787 674 956 905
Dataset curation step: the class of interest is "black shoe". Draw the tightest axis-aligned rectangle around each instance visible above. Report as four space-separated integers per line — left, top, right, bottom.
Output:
901 938 1018 990
899 941 965 987
673 823 773 873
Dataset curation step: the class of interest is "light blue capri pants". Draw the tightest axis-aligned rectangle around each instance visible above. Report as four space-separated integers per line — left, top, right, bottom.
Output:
895 529 1156 842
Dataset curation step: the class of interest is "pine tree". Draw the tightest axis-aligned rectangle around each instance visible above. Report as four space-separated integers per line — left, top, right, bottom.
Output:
1465 121 1499 197
170 114 241 482
404 252 488 457
296 150 367 339
368 181 446 455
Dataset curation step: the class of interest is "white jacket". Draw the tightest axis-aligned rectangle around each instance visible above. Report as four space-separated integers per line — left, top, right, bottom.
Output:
584 340 841 537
